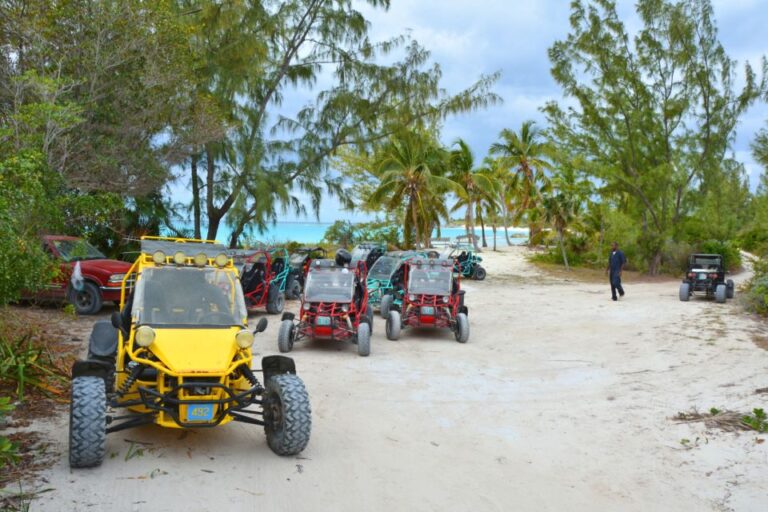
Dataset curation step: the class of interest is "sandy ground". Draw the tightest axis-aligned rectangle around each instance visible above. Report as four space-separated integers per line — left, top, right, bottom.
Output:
11 246 768 511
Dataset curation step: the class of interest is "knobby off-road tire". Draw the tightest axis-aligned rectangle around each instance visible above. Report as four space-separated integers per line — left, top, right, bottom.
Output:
71 282 103 315
726 279 735 299
679 283 690 302
473 265 487 281
288 280 302 300
455 313 469 343
715 284 727 304
380 294 393 320
69 376 107 468
356 322 371 357
364 303 374 330
386 310 401 341
267 289 285 314
277 320 294 353
264 374 311 456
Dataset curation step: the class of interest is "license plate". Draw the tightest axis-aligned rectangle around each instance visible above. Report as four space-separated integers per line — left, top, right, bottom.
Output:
697 274 707 280
316 316 331 326
421 307 435 315
186 403 214 422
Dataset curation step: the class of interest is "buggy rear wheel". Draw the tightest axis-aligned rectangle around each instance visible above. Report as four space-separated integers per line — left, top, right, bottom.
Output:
385 310 401 340
715 284 726 304
69 376 106 468
726 279 735 299
267 289 285 314
679 283 690 302
473 265 487 281
287 280 302 300
356 322 371 357
278 320 295 353
380 294 393 319
455 313 469 343
263 374 311 456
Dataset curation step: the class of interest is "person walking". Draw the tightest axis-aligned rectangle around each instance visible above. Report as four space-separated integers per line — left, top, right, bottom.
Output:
606 241 626 301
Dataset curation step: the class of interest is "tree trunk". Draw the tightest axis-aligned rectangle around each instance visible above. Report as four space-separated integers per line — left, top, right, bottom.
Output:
558 229 570 271
228 226 243 249
478 209 488 248
466 199 480 252
191 154 201 240
648 250 662 276
205 145 218 241
492 224 497 251
411 195 420 249
502 200 512 246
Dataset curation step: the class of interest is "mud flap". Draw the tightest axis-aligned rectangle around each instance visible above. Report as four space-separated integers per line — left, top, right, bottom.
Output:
88 320 118 358
71 359 113 382
262 355 296 383
281 312 295 321
459 305 468 315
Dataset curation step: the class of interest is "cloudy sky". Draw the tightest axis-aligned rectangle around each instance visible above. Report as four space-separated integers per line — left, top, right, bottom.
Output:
220 0 768 225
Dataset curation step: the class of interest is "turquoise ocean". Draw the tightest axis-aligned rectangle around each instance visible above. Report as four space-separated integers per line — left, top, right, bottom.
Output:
208 222 528 246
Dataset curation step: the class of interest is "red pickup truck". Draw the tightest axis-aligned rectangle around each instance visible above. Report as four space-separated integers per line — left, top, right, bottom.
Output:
36 235 132 314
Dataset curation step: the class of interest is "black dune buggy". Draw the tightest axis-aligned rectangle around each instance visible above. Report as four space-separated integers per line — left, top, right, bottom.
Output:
285 247 327 300
679 253 735 304
385 257 469 343
277 250 373 357
350 241 386 278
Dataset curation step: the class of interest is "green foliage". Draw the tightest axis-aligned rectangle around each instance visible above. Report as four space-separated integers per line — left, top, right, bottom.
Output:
323 220 400 249
0 397 19 469
744 258 768 315
699 240 742 271
742 408 768 433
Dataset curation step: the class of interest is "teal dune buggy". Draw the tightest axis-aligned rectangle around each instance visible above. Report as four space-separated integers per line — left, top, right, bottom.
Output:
368 251 425 319
443 244 486 281
350 241 387 277
286 247 327 300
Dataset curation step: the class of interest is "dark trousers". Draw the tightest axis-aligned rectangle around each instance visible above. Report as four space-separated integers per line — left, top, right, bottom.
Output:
610 273 624 299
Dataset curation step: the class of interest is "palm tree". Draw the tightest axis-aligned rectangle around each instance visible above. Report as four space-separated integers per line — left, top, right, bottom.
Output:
369 133 458 248
449 139 497 251
490 120 552 245
540 191 581 271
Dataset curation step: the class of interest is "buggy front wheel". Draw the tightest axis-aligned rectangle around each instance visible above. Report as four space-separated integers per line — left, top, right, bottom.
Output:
356 322 371 357
267 290 285 314
679 283 690 302
455 313 469 343
287 280 302 300
386 310 401 340
69 376 107 468
277 320 295 353
263 374 312 456
473 265 487 281
380 294 393 320
715 284 726 304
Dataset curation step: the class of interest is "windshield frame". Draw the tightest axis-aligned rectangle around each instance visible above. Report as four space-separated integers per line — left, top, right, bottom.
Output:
407 267 453 295
131 266 248 328
304 267 355 303
368 256 400 281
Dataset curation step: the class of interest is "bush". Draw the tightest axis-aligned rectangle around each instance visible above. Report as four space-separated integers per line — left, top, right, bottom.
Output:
323 220 400 248
745 258 768 315
699 240 742 271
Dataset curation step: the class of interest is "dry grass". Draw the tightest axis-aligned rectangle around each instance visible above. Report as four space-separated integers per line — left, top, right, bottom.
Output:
673 409 755 433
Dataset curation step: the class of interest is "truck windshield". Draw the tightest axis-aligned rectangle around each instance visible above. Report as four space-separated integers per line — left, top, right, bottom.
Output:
304 268 355 303
132 267 247 327
53 239 106 262
368 257 399 280
408 268 452 295
691 256 722 269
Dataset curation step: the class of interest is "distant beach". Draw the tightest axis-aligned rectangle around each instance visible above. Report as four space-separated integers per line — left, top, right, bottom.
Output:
205 222 529 246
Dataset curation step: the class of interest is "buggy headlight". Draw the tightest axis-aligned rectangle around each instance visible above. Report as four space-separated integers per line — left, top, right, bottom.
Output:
442 296 449 303
235 329 254 349
152 251 166 264
214 253 229 267
409 294 416 301
173 251 187 265
194 252 208 267
135 326 156 347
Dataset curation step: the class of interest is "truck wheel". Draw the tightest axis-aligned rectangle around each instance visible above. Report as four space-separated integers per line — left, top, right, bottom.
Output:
726 279 735 299
71 282 102 315
455 313 469 343
266 290 285 314
385 310 401 341
473 266 487 281
715 284 726 304
69 376 107 468
679 283 690 302
287 280 302 300
356 322 371 357
264 374 311 456
380 294 393 320
277 320 295 353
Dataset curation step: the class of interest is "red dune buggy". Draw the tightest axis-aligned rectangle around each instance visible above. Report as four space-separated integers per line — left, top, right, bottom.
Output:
277 251 373 356
240 249 287 314
385 257 469 343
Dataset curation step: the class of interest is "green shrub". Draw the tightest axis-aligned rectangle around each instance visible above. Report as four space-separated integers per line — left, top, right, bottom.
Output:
699 240 742 271
0 397 19 469
745 258 768 315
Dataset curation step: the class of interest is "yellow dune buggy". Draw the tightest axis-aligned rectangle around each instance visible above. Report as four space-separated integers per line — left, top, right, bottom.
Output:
69 237 311 468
